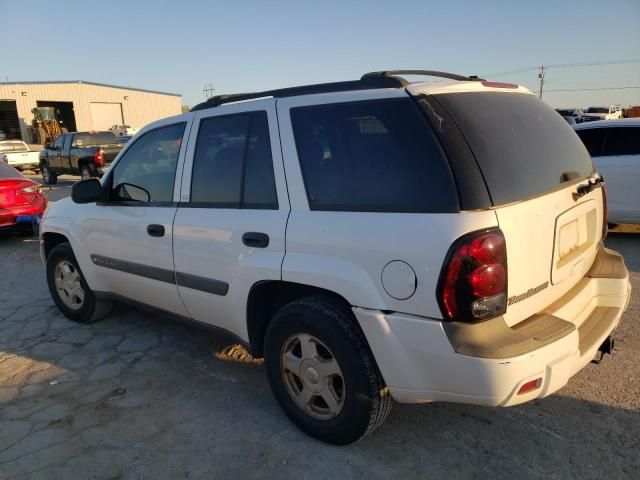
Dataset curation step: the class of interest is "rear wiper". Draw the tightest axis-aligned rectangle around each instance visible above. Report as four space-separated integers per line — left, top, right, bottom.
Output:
573 174 604 201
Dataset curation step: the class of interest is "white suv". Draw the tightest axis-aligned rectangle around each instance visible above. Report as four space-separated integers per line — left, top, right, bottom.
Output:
40 70 631 445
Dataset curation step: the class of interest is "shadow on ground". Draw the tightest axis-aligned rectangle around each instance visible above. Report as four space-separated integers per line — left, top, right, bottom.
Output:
1 232 638 479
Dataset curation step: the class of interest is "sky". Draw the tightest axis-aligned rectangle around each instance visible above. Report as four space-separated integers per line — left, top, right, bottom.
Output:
1 0 639 109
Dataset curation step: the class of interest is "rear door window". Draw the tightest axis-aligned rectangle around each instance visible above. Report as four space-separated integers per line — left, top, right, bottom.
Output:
601 127 640 156
575 128 607 157
190 111 278 209
429 92 594 205
290 98 458 213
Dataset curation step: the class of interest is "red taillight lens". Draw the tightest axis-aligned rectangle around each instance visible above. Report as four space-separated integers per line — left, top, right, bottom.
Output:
438 229 508 322
469 264 506 297
94 150 104 167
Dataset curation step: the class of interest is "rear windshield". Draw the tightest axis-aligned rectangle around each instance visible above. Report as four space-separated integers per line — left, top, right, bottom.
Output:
586 107 608 114
430 92 594 205
73 132 117 147
0 141 28 153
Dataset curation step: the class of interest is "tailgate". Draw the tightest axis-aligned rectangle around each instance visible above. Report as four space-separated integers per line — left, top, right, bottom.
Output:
101 145 123 163
495 182 604 327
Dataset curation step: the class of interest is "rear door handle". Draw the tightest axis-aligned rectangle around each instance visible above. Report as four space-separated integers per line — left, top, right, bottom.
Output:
147 224 165 237
242 232 269 248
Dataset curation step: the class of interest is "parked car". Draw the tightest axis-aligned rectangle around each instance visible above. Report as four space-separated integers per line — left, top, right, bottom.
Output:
109 124 139 137
574 118 640 224
39 131 124 184
0 140 41 172
0 161 47 233
39 70 631 445
583 105 623 122
556 108 583 124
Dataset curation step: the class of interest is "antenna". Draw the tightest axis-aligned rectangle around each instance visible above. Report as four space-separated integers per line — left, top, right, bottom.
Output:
203 84 215 99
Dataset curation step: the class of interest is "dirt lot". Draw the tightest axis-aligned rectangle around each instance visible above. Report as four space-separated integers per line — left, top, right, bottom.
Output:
0 226 638 479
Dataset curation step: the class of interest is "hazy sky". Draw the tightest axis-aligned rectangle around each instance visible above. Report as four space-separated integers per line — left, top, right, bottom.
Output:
1 0 639 108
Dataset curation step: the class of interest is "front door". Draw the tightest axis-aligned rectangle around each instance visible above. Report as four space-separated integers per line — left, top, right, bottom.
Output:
172 99 290 339
79 119 192 316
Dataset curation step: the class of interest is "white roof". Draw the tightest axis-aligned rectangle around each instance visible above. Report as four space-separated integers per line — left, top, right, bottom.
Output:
407 80 533 96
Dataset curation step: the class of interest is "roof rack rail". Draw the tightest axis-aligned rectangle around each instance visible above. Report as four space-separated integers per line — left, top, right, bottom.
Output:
361 70 485 83
191 76 406 111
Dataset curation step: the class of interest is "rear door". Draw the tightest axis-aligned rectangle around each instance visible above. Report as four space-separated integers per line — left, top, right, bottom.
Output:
415 89 603 327
172 99 289 339
596 126 640 222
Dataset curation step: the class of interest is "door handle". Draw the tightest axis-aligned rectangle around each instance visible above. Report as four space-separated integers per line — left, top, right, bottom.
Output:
147 224 165 237
242 232 269 248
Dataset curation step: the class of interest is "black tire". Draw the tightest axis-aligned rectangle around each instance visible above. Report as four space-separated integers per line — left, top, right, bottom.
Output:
41 162 57 185
264 295 392 445
80 165 92 180
46 243 112 323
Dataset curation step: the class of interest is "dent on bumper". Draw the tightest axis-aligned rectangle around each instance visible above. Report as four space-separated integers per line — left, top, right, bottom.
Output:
353 247 631 407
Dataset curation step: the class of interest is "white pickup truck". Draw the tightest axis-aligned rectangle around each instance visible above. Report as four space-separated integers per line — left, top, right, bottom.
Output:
0 141 41 172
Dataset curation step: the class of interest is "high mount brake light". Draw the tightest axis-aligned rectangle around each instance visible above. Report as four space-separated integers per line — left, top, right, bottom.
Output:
437 229 508 322
481 81 518 89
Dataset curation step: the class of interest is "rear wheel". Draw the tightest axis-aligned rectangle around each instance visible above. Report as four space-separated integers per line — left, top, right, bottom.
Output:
264 296 392 445
46 243 112 323
41 162 57 185
80 165 92 180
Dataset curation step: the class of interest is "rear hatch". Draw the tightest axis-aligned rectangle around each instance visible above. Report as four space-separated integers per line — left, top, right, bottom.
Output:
411 87 603 326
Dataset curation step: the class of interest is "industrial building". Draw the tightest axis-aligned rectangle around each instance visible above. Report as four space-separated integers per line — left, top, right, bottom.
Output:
0 81 182 142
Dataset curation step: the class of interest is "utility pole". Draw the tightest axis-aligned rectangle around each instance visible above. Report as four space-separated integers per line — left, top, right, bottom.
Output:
203 84 215 99
538 65 545 99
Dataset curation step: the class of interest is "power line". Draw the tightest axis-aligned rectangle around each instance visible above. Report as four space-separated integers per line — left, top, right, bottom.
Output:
483 58 640 78
543 85 640 92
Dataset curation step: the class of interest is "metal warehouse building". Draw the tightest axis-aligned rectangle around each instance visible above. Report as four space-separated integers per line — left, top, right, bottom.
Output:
0 81 182 142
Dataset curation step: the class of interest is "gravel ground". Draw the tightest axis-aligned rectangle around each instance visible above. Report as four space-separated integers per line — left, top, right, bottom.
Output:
0 230 638 480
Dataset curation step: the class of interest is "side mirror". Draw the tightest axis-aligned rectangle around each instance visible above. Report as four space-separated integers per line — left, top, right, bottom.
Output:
71 179 103 204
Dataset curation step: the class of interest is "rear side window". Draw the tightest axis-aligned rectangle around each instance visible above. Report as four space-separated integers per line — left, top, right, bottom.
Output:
290 98 458 213
576 128 606 157
601 127 640 156
190 111 278 209
431 92 594 205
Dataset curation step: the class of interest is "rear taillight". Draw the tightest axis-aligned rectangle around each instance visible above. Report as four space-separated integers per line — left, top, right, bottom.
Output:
94 150 104 167
601 183 608 240
437 229 507 322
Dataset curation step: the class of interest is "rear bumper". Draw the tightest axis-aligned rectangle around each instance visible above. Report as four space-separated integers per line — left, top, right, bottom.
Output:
354 246 631 407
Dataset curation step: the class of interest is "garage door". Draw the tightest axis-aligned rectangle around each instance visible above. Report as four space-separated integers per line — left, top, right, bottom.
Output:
90 102 123 131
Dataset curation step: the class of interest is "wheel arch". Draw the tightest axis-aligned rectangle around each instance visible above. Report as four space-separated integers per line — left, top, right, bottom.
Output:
246 280 366 358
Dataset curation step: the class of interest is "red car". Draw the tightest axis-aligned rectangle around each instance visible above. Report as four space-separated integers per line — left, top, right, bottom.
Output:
0 162 47 233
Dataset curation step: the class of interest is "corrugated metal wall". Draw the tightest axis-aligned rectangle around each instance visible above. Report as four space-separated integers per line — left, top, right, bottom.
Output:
0 82 182 142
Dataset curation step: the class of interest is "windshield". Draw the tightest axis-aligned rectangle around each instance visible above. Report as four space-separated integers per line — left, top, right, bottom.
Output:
586 107 608 114
424 92 594 205
556 110 574 116
73 132 118 147
0 141 28 153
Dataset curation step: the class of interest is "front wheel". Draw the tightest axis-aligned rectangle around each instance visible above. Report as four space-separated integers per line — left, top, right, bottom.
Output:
41 162 57 185
264 296 392 445
46 243 112 323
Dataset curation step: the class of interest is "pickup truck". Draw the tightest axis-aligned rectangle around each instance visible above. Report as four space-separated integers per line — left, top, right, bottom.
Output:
0 141 41 172
39 131 124 185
